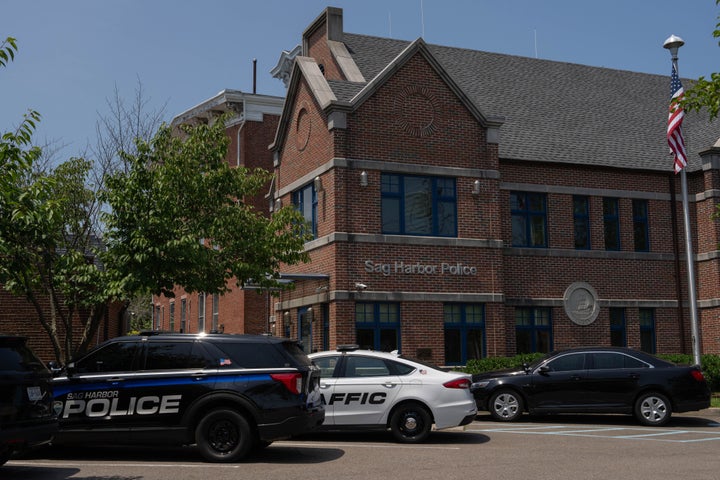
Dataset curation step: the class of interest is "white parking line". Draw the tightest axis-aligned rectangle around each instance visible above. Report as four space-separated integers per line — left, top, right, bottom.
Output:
472 425 567 432
616 430 688 439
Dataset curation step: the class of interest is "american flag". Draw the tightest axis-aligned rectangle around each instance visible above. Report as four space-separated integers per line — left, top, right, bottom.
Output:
668 64 687 173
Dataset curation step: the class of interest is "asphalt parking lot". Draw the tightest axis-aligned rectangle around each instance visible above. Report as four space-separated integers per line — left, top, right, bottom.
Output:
5 411 720 480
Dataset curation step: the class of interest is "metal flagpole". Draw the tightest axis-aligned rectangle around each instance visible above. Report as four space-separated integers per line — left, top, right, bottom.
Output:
664 35 701 366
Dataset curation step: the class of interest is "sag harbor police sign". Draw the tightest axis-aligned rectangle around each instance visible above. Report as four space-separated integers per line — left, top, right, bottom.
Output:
364 260 477 276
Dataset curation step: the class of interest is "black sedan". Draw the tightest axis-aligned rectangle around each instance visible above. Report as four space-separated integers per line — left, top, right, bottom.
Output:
470 347 711 426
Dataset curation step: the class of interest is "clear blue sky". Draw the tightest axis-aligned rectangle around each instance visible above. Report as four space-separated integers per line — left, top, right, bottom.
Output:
2 0 718 157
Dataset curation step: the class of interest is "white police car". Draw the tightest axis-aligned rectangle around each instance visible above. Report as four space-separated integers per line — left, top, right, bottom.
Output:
308 346 477 443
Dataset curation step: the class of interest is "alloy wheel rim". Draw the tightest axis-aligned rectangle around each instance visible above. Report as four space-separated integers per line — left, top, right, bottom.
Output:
494 394 519 418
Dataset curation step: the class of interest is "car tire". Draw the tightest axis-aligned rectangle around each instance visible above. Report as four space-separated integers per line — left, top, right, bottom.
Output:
390 403 432 443
195 409 253 462
0 449 10 467
489 390 523 422
635 392 672 427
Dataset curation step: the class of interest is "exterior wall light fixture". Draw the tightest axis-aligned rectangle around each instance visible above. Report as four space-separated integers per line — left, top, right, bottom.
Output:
360 171 368 187
314 176 324 192
472 179 481 195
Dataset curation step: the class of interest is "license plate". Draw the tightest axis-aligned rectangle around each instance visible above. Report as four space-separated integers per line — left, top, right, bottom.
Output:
27 386 43 401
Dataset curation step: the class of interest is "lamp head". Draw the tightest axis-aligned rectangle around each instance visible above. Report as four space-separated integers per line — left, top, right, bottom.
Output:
663 34 684 58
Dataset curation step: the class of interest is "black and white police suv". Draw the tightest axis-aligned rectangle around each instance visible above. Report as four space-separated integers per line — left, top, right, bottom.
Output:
51 332 324 462
0 336 57 467
308 346 477 443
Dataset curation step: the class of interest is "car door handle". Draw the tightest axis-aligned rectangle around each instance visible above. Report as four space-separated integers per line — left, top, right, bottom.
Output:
570 375 581 381
107 377 125 382
192 373 208 381
320 383 332 389
382 382 397 388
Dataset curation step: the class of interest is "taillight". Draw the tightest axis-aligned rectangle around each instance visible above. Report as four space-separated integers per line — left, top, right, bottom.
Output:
443 378 471 389
271 373 303 394
690 370 706 382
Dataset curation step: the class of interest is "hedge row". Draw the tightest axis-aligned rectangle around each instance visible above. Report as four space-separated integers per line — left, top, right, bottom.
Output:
463 353 720 391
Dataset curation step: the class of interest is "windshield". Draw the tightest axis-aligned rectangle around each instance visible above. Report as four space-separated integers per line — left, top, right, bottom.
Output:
526 353 553 371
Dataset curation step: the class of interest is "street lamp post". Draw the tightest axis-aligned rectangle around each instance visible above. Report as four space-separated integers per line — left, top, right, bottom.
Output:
663 35 701 366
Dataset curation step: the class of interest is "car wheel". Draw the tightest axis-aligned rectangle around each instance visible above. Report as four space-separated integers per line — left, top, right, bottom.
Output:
390 403 432 443
635 392 672 426
195 409 253 462
489 390 523 422
0 448 10 467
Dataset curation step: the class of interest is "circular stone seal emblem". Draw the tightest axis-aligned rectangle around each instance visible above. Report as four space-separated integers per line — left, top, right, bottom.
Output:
563 282 599 326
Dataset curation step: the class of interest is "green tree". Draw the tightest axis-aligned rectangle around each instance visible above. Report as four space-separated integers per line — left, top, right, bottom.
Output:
2 38 309 362
101 119 310 299
682 0 720 119
1 36 109 363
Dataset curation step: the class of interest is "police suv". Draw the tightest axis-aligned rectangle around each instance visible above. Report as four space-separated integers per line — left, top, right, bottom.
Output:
308 346 477 443
0 336 57 467
51 333 324 462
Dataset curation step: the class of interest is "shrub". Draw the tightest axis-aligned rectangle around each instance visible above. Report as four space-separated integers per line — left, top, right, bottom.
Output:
464 353 545 375
657 354 720 391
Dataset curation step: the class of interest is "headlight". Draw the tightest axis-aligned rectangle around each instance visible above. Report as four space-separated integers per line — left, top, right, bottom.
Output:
471 381 490 389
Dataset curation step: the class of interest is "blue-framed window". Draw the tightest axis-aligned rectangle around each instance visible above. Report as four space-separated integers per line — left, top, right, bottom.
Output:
573 196 590 250
639 308 656 354
381 174 457 237
322 304 330 351
603 197 620 251
443 304 485 365
511 192 547 247
292 183 317 239
633 199 649 252
355 303 400 352
298 307 313 352
609 307 626 347
515 307 552 354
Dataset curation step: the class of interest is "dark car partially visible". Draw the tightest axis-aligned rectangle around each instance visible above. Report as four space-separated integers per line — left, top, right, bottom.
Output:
0 336 57 466
471 347 711 426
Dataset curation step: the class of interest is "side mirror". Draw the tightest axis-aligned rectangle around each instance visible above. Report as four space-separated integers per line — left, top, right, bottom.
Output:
64 362 77 377
538 365 551 375
47 361 62 376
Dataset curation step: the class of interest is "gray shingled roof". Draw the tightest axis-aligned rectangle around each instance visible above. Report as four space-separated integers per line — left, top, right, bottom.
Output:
326 80 365 102
341 33 718 173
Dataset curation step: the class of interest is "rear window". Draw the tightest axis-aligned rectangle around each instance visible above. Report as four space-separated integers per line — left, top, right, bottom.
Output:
0 338 47 373
212 341 299 368
144 341 212 370
592 352 650 369
281 341 313 367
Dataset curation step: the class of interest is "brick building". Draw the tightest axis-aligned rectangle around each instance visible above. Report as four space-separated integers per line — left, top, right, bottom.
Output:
152 89 284 336
0 289 125 363
157 7 720 367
